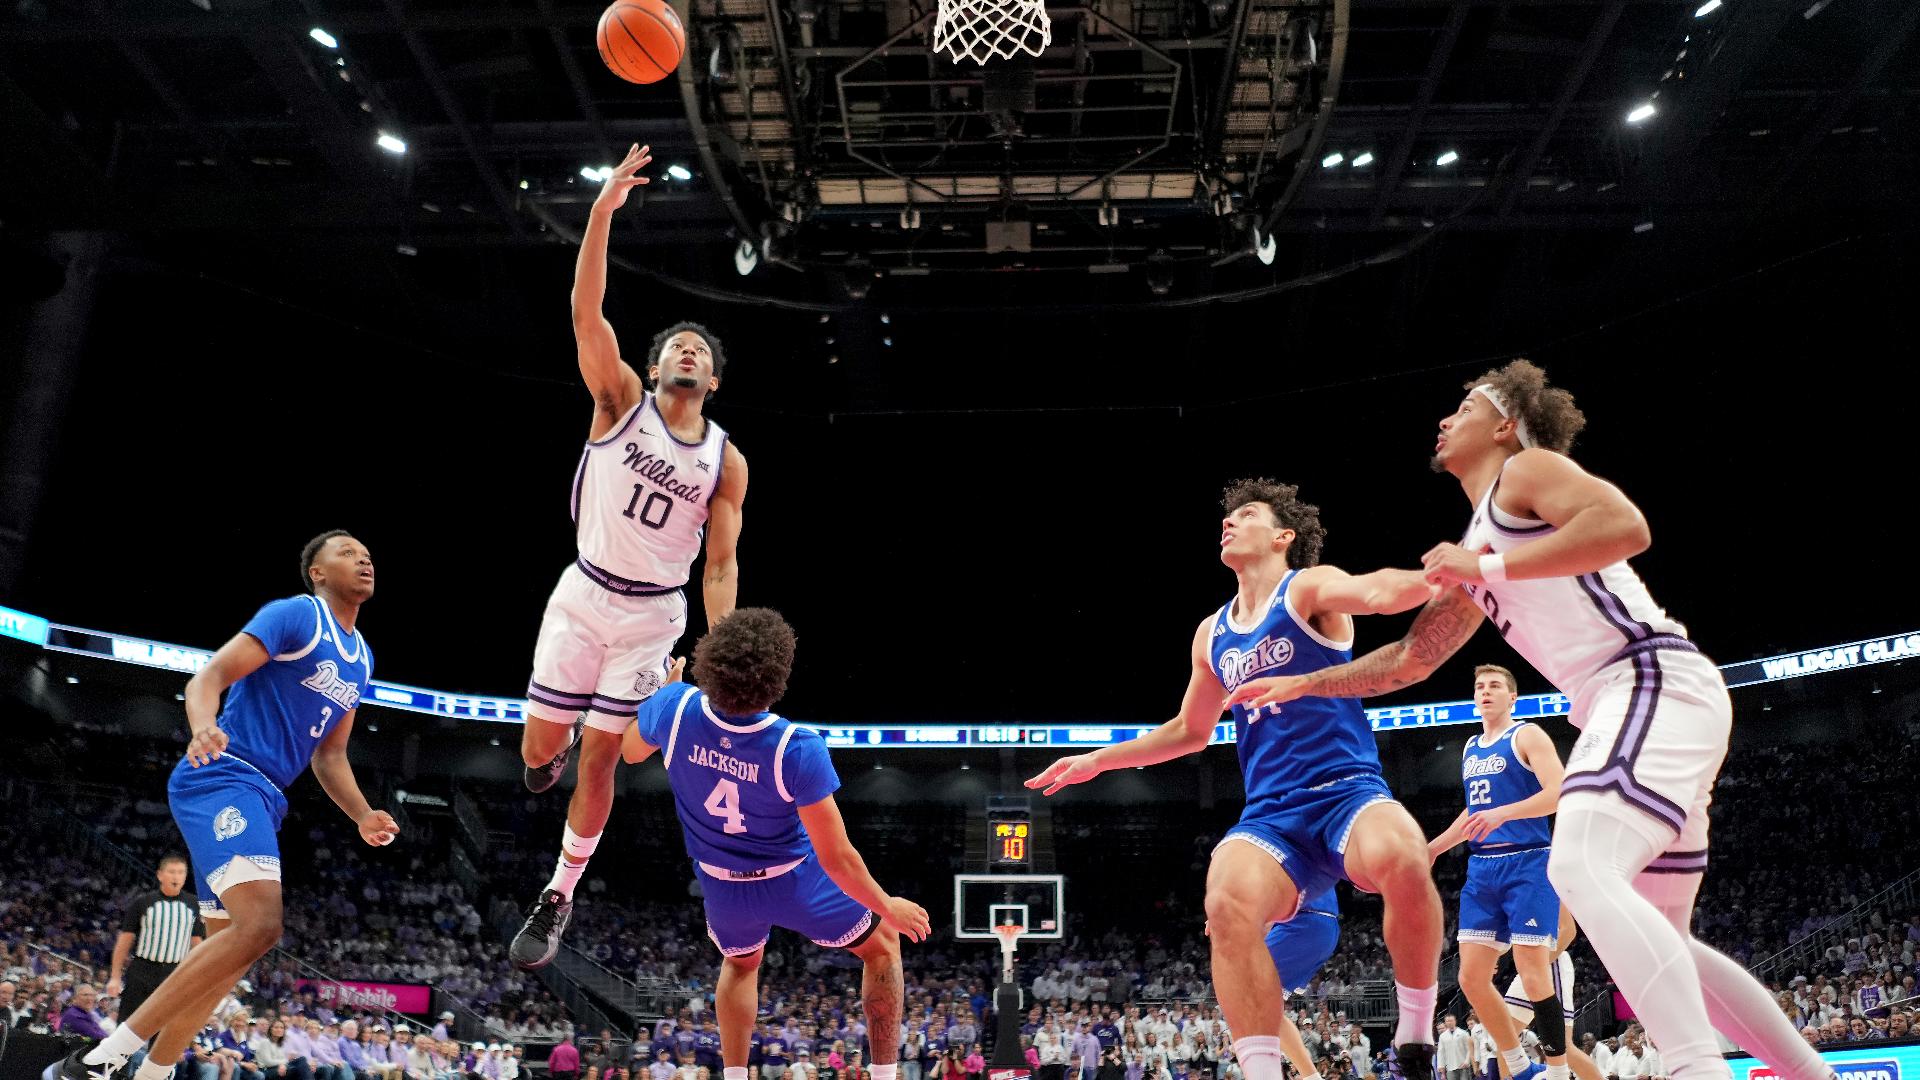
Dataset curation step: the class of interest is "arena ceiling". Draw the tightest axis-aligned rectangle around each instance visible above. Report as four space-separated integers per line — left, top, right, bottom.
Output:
1 0 1915 304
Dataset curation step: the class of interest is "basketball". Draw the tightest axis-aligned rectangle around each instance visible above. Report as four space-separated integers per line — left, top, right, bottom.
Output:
597 0 686 84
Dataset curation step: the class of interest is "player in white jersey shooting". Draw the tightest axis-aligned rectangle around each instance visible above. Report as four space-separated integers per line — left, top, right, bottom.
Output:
1226 360 1838 1080
512 142 750 969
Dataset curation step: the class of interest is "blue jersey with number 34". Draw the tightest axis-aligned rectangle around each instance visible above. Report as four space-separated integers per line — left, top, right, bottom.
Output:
1208 569 1382 811
634 685 841 871
219 595 373 790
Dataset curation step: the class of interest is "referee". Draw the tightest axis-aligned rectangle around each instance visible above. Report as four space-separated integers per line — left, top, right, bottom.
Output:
108 853 204 1020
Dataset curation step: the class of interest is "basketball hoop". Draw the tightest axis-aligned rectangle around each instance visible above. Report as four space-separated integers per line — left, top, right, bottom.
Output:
933 0 1051 65
992 923 1024 983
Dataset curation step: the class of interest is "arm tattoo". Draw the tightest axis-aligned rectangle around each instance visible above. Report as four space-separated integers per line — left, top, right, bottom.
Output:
1298 587 1483 700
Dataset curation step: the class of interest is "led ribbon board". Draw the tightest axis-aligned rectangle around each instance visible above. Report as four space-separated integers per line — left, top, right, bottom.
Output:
3 603 1910 743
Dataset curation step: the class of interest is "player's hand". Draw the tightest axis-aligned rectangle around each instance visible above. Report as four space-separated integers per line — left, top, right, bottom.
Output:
1223 675 1308 712
106 976 124 997
881 896 931 943
1024 754 1104 796
593 143 652 212
186 725 229 766
1460 807 1512 842
666 656 687 684
358 809 401 847
1421 542 1488 589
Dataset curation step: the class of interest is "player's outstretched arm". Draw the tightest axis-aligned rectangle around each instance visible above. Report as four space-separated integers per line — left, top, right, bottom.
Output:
1289 565 1438 618
1422 449 1651 589
1461 723 1565 842
1025 616 1226 796
621 723 663 765
181 633 272 766
1223 585 1486 711
795 794 931 943
1427 808 1470 863
311 710 400 847
702 443 748 630
573 142 651 438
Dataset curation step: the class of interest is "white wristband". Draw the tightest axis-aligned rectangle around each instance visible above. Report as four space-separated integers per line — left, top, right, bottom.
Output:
1479 553 1508 583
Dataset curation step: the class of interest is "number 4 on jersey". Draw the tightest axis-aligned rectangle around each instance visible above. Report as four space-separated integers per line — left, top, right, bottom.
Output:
704 778 747 834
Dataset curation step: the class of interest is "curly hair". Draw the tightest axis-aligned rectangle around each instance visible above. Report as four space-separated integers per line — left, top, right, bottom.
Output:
645 321 728 389
692 607 797 717
298 529 353 593
1220 478 1326 569
1463 359 1586 455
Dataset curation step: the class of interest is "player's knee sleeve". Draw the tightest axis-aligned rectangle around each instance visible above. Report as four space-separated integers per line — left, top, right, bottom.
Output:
1526 1003 1564 1057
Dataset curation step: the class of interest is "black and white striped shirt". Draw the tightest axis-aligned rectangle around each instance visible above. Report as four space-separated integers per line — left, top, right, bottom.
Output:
121 890 204 964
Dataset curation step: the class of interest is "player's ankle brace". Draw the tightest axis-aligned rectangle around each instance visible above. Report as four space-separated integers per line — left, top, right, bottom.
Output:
1527 1003 1565 1058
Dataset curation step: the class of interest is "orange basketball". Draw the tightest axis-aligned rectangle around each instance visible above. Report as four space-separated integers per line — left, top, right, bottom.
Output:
597 0 686 85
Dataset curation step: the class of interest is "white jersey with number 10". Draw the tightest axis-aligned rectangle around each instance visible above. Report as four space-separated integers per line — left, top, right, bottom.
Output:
572 392 728 590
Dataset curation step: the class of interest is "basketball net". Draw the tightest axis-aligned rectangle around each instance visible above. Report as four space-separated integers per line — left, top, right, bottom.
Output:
992 923 1023 984
933 0 1050 65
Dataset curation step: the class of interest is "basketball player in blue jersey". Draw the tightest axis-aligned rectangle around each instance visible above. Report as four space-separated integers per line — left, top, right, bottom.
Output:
1425 664 1566 1080
513 140 751 969
620 608 931 1080
60 532 399 1080
1027 479 1448 1080
1226 360 1838 1080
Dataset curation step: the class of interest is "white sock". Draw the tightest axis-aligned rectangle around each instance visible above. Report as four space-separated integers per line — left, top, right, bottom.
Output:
1545 1066 1570 1080
1234 1037 1286 1080
134 1058 176 1080
872 1066 898 1080
1502 1049 1530 1075
1394 982 1437 1047
85 1024 149 1065
725 1069 750 1080
1547 805 1729 1080
546 825 601 898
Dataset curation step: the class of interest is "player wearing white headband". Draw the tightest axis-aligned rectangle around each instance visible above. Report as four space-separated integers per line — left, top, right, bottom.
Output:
1226 359 1840 1080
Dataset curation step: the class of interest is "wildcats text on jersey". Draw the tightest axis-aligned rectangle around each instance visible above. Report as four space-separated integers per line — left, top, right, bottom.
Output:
687 743 762 784
621 442 708 505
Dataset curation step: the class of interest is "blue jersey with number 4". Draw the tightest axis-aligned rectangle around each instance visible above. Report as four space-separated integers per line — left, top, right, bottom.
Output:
1460 722 1552 851
1208 569 1382 810
220 595 373 790
634 685 840 871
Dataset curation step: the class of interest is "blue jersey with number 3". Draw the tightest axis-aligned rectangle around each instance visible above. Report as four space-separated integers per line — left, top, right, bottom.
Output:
634 685 841 871
1208 569 1381 811
220 595 373 790
1460 722 1552 851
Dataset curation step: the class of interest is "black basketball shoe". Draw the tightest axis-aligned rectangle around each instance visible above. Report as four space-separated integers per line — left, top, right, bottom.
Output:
510 889 574 970
58 1048 124 1080
1388 1043 1436 1080
523 722 580 793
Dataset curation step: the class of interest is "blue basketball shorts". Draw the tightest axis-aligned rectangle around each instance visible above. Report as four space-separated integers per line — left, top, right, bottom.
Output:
1218 771 1398 918
1265 908 1341 994
168 755 289 919
699 855 876 956
1458 846 1560 948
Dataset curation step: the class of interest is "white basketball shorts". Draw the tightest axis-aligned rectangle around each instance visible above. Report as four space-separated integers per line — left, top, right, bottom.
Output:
1503 952 1576 1025
526 561 687 732
1561 638 1730 867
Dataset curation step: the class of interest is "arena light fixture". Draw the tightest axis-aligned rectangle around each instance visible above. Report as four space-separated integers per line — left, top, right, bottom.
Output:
1320 151 1344 168
1626 103 1657 124
579 165 613 182
1694 0 1721 14
1435 149 1459 166
309 27 338 48
1351 151 1374 167
1634 221 1655 233
665 164 693 181
376 132 406 155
